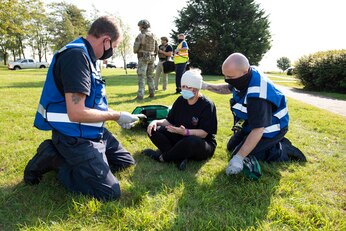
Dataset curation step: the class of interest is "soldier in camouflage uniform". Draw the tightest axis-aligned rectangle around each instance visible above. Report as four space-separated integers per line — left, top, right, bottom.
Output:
133 19 158 100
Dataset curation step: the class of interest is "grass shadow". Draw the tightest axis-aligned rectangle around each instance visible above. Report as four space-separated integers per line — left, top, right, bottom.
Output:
0 176 70 230
115 133 290 230
121 152 210 208
167 162 288 230
0 81 45 89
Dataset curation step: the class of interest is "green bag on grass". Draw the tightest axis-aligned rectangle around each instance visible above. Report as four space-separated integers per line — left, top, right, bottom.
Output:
242 155 262 181
132 105 170 127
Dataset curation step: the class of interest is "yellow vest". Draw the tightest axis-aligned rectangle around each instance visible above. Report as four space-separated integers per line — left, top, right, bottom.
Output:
174 41 189 64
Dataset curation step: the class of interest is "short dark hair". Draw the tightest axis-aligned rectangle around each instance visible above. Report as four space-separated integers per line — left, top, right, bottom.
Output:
88 16 122 42
160 37 168 42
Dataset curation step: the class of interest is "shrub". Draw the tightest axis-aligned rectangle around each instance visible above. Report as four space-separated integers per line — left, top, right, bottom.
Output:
295 50 346 93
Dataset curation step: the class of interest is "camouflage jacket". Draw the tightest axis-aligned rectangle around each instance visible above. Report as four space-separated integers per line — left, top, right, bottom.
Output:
133 29 158 55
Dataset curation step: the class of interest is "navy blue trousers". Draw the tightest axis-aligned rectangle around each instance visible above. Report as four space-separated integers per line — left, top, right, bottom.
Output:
52 128 135 201
227 128 290 162
175 63 187 91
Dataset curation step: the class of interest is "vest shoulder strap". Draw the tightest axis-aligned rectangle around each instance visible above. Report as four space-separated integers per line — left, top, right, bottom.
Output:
52 41 94 98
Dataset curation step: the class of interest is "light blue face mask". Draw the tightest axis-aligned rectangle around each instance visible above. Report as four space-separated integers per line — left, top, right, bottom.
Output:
181 89 195 100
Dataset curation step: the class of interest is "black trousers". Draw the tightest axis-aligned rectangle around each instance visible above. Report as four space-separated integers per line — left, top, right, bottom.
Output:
227 128 290 162
149 127 215 162
52 128 135 201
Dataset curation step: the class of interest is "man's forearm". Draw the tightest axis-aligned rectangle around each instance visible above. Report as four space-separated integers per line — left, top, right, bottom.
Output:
68 107 120 123
66 93 120 123
202 82 231 94
237 127 264 157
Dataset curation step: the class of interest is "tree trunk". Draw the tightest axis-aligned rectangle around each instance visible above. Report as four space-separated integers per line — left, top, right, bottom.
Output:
44 39 48 62
38 48 42 62
21 44 25 59
19 38 25 59
37 36 43 62
32 44 36 60
123 57 127 75
121 48 128 75
3 52 8 65
12 49 16 61
44 47 47 62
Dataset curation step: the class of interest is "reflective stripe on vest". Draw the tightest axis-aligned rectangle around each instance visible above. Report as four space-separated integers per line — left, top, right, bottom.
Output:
46 112 103 128
231 66 289 138
274 107 288 119
264 124 281 133
174 41 189 64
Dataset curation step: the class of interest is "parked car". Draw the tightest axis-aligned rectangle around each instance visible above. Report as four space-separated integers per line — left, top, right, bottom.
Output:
106 62 116 68
8 59 50 70
126 62 138 69
285 66 295 75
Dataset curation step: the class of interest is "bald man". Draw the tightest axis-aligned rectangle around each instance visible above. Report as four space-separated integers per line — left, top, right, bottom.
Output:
202 53 306 175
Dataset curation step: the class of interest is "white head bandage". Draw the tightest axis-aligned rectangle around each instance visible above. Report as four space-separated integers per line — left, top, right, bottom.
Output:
181 69 203 89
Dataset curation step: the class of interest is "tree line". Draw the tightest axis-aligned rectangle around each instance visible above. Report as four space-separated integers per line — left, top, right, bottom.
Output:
1 0 272 75
1 0 103 65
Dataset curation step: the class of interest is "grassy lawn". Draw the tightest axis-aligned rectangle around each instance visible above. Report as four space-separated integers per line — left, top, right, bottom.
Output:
0 66 345 230
266 73 303 88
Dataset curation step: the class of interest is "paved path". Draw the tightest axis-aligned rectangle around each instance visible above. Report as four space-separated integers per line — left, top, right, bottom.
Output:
276 85 346 117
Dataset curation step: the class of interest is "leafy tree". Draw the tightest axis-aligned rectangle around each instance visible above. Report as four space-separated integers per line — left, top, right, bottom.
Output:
277 56 291 71
172 0 271 74
47 2 88 52
114 18 132 74
26 0 50 62
0 0 28 64
0 0 48 64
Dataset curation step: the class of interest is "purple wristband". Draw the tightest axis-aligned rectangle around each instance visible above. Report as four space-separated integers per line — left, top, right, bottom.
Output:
185 129 190 136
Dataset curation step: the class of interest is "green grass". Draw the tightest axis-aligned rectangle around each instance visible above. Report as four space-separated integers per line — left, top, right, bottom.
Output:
0 67 345 230
266 73 303 89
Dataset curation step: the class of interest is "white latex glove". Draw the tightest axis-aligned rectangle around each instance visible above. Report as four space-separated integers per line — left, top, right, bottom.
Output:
119 122 136 129
226 154 245 175
117 112 139 125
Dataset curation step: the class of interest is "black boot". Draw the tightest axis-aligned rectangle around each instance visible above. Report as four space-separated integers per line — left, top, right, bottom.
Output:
177 159 188 171
141 149 162 162
282 138 307 162
24 140 64 185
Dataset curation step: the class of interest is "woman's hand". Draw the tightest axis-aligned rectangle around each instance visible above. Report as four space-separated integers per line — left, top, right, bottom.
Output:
167 125 186 136
147 120 158 136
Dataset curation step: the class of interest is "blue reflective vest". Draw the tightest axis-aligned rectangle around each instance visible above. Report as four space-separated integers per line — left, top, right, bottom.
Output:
34 37 108 139
231 67 289 138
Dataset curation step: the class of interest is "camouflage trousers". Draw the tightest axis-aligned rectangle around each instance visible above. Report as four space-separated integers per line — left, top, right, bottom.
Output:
154 61 168 90
137 57 155 98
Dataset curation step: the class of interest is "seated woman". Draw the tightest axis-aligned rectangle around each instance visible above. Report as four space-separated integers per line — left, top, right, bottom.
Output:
142 69 217 170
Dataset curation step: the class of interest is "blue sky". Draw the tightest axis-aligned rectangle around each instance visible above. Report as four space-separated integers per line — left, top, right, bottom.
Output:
44 0 346 71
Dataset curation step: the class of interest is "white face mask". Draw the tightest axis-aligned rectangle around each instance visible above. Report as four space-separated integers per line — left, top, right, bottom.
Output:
181 89 195 100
